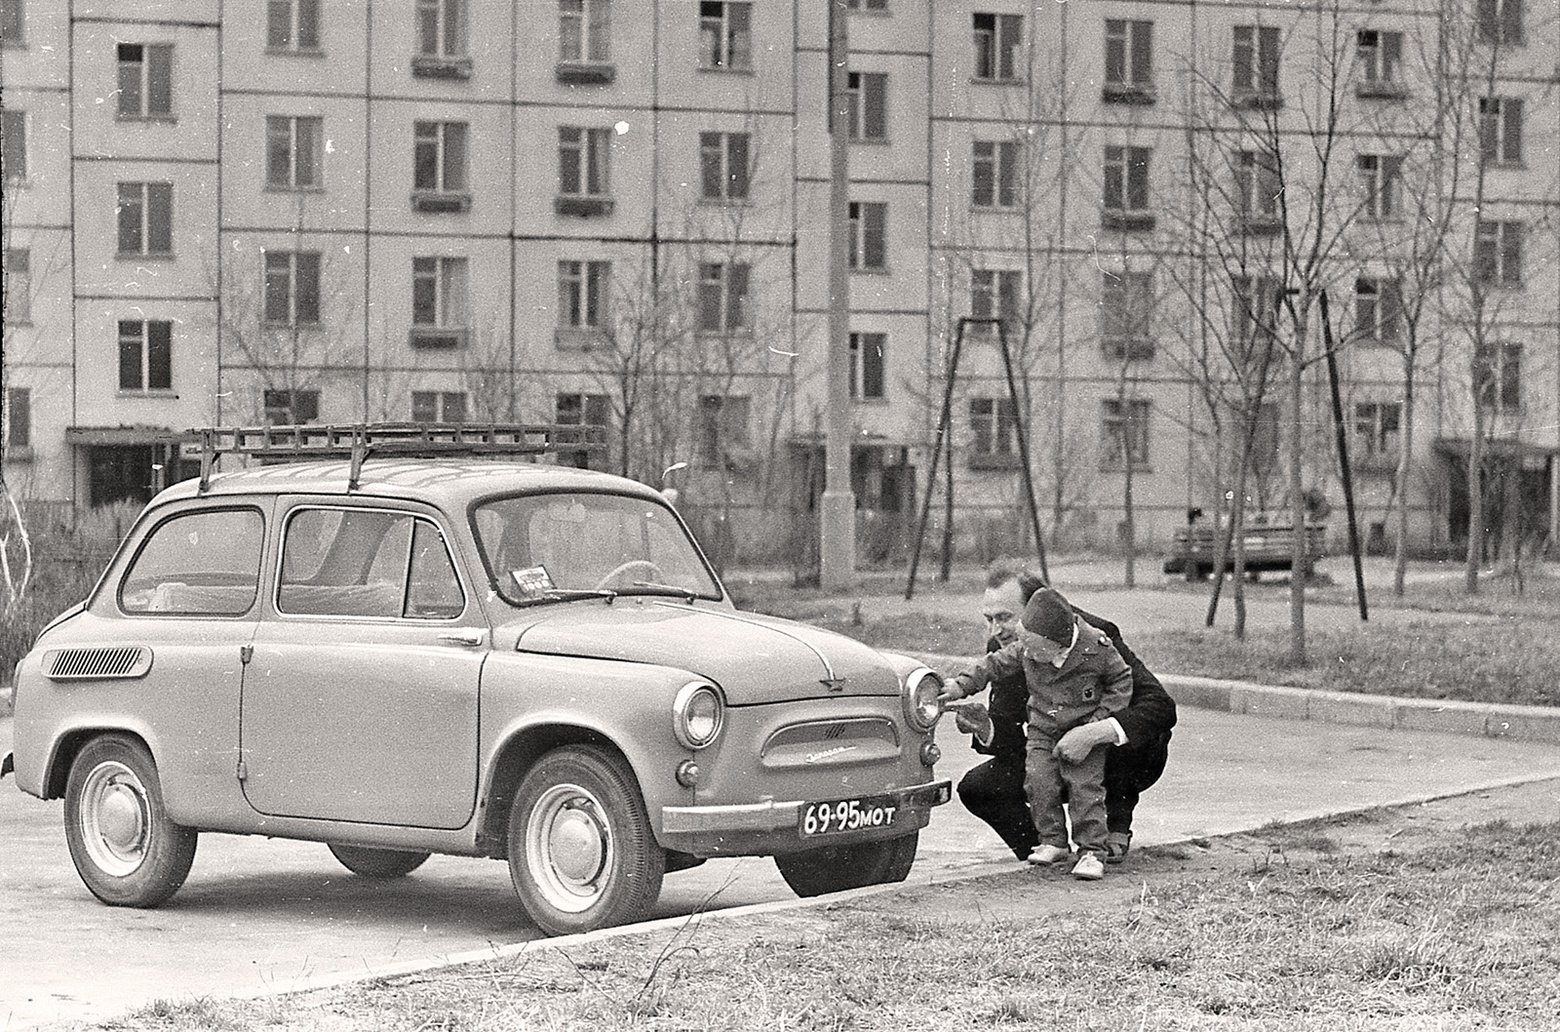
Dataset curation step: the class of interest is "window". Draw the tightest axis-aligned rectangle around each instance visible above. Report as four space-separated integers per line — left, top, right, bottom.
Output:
1356 30 1404 96
698 261 750 333
116 182 174 256
559 0 610 63
696 394 750 467
972 139 1019 208
1101 399 1150 468
267 0 322 52
1102 145 1153 229
266 115 323 189
4 387 29 453
264 387 320 424
848 201 887 271
1104 19 1154 101
557 259 610 339
556 391 611 469
4 248 28 324
117 44 173 119
118 319 173 391
264 250 322 326
411 390 467 424
968 397 1017 468
971 268 1021 336
1100 271 1154 359
699 1 751 71
700 131 750 202
1357 154 1402 220
279 509 463 620
1232 25 1281 106
1480 97 1524 164
415 0 470 77
849 332 886 400
412 121 470 210
1354 277 1402 343
1353 401 1401 464
1 0 24 46
411 256 469 346
845 71 887 141
1474 220 1523 288
557 126 613 215
120 509 264 616
972 13 1021 82
1477 0 1523 45
1 109 24 182
1474 342 1522 412
1233 275 1281 356
1234 149 1280 230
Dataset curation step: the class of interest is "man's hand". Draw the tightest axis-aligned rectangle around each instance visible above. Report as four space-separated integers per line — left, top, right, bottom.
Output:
1052 720 1116 763
951 701 992 742
937 679 968 704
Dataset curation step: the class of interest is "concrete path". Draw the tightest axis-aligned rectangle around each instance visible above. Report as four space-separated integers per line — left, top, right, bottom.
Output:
4 704 1559 1031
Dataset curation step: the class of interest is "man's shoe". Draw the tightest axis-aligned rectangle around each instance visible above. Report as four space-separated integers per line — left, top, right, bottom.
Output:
1105 831 1132 865
1071 853 1106 881
1027 844 1071 865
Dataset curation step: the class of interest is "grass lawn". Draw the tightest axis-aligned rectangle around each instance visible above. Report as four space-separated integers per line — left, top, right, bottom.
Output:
96 782 1560 1031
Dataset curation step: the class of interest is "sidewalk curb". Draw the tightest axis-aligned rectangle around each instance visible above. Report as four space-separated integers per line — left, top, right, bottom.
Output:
911 653 1560 745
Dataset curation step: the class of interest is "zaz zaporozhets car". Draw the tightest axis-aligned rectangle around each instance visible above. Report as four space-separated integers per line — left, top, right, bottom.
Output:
3 424 951 935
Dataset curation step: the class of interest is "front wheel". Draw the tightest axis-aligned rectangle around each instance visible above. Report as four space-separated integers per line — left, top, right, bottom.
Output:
774 831 919 898
63 735 198 907
327 844 431 879
507 745 665 936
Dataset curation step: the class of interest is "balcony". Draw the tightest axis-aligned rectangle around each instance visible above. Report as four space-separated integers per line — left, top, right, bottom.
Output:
555 195 615 218
1101 210 1156 233
411 191 472 214
412 54 473 80
1355 79 1408 100
408 327 469 350
1237 214 1284 237
1102 337 1156 361
555 62 616 85
1101 82 1156 106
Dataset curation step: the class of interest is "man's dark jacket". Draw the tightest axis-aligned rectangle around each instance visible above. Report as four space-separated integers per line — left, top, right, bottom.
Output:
974 606 1176 760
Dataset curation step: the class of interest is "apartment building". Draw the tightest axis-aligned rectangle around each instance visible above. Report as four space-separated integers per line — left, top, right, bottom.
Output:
2 0 1556 561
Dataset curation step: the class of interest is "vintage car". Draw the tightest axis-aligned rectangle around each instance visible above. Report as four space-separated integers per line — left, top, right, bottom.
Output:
4 425 950 935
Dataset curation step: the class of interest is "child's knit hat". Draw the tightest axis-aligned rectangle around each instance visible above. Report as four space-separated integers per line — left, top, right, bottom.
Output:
1021 587 1074 645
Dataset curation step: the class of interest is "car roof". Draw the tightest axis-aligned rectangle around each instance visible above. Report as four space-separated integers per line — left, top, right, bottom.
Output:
153 459 665 510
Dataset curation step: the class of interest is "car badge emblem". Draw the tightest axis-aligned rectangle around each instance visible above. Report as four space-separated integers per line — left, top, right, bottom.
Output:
805 745 857 764
820 677 848 692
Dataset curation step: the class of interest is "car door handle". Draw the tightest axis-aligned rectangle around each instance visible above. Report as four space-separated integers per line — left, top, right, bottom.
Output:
437 631 484 647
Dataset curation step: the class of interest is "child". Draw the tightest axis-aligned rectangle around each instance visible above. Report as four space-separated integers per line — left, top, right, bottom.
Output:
945 587 1132 880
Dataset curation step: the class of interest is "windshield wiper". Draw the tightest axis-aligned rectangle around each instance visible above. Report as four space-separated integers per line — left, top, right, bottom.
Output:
619 581 700 600
513 588 618 607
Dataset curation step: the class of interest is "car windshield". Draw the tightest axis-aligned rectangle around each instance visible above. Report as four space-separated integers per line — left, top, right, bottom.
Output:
473 491 722 606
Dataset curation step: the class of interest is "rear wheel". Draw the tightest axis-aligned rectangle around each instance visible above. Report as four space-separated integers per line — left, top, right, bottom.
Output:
507 745 665 936
774 831 919 898
327 844 430 879
63 735 198 907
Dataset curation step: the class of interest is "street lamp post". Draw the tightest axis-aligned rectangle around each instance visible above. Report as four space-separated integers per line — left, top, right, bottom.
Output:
819 0 855 590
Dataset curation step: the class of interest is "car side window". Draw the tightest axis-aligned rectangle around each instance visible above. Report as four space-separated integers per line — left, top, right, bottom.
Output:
278 507 462 620
119 508 265 616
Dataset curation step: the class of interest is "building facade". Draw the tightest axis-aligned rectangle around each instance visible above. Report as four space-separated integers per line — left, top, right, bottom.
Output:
2 0 1557 563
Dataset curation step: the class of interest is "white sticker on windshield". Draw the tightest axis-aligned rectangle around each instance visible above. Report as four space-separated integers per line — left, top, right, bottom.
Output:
510 565 555 600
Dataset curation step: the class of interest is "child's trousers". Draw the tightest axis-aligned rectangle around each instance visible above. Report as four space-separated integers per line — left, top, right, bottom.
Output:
1025 728 1110 856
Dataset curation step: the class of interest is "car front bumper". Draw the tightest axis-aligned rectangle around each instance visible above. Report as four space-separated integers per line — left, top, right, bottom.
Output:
658 777 952 857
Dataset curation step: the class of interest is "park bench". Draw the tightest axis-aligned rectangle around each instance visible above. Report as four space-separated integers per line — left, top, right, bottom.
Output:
1162 522 1327 581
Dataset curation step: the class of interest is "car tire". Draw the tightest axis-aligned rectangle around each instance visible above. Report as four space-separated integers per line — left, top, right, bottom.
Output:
327 844 431 879
507 745 665 937
63 734 198 908
774 831 919 898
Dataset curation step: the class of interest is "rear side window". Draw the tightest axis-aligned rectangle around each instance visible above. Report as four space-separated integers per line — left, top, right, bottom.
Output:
119 508 265 615
278 507 465 620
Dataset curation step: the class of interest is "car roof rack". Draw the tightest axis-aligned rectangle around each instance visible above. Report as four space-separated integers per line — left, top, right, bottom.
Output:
192 422 607 493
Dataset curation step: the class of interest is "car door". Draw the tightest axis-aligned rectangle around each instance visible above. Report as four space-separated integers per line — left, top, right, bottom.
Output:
240 499 485 829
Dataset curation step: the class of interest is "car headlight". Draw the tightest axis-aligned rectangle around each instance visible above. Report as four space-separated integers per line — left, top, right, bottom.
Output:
673 681 725 750
902 667 943 733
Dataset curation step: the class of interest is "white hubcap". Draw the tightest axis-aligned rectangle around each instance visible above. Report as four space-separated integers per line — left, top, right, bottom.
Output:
81 761 150 877
526 783 612 913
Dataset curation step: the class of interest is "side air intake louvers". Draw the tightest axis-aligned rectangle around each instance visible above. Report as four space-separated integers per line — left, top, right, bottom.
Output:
42 647 153 681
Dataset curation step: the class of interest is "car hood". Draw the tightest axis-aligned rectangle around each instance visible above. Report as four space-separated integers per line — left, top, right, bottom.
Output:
509 601 901 704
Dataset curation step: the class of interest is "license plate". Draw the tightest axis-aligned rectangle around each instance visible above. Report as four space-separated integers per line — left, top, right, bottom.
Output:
800 795 898 837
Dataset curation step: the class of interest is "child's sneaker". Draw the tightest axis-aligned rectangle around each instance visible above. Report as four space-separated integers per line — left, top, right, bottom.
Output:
1071 853 1106 881
1105 831 1133 865
1027 843 1071 865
